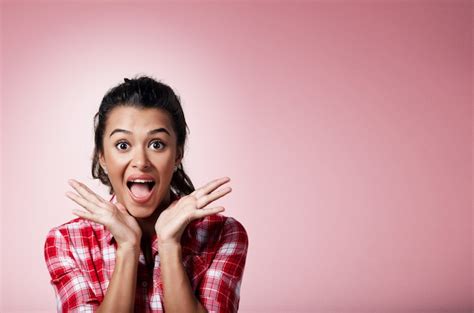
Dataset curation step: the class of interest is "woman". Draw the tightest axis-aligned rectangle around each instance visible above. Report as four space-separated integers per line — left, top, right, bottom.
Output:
43 76 249 313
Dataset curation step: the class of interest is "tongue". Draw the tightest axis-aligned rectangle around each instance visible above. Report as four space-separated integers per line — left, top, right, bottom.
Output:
130 183 151 199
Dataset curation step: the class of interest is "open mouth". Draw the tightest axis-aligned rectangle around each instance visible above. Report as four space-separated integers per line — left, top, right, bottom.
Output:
126 179 156 202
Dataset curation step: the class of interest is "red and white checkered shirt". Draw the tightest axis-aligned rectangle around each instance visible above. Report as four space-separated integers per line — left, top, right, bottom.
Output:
43 194 249 313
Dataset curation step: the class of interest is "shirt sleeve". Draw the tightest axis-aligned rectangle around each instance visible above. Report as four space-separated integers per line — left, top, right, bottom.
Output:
197 217 249 313
44 227 100 313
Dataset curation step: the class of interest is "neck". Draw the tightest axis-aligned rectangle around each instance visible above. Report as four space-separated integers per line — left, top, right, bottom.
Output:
136 189 172 239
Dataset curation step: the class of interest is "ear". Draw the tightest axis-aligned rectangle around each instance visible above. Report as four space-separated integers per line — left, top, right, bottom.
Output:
99 152 107 169
175 146 183 167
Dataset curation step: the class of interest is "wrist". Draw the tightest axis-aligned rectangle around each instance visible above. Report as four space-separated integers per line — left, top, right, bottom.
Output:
117 242 141 256
158 240 181 253
155 231 180 248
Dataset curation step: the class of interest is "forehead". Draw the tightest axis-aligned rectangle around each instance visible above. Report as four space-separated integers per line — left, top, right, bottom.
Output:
105 106 174 135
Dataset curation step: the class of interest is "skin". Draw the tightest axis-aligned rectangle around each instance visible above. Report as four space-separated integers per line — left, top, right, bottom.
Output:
99 105 183 240
65 106 232 312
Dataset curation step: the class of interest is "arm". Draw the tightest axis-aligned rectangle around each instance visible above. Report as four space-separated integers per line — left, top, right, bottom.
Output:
153 177 237 312
96 244 140 313
197 217 249 313
44 228 100 312
159 242 208 313
44 228 140 313
57 179 144 312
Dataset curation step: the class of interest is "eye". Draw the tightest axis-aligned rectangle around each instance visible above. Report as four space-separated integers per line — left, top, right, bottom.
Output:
115 140 129 151
149 140 166 150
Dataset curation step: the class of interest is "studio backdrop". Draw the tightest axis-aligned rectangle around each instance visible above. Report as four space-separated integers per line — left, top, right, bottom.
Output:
1 1 472 312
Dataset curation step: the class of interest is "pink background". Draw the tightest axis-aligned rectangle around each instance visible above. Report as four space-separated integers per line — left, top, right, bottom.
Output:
1 1 472 312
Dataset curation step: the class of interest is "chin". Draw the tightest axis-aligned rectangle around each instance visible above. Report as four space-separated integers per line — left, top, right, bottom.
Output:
128 205 156 219
131 211 153 219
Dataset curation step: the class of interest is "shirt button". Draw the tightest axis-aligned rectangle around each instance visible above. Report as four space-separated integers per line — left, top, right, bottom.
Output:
142 281 148 287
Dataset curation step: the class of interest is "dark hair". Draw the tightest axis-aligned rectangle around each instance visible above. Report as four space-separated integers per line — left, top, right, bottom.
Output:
91 75 195 196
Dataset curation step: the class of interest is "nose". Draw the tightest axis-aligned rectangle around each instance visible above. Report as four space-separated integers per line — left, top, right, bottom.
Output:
132 148 151 170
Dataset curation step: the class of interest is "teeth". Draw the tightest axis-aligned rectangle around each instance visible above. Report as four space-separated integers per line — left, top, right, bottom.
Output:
129 179 154 183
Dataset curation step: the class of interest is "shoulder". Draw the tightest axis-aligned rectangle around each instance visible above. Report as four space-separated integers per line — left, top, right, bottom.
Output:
221 215 247 238
185 214 248 252
44 217 107 249
219 215 249 250
191 214 246 232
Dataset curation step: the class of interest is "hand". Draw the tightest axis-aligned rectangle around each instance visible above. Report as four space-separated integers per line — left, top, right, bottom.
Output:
66 179 142 249
155 176 232 246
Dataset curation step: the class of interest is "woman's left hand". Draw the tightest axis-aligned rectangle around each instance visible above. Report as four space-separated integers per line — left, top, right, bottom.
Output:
155 176 232 247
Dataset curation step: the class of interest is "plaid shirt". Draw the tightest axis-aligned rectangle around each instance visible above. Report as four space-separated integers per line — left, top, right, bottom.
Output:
44 194 248 313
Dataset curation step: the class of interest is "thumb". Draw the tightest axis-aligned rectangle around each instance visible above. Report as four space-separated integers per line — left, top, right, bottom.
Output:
116 203 131 216
167 199 179 210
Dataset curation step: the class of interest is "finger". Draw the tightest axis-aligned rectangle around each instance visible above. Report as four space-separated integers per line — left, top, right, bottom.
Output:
191 177 231 199
191 177 230 198
66 191 96 213
68 179 106 204
193 206 225 219
68 179 106 206
196 186 232 209
71 208 96 222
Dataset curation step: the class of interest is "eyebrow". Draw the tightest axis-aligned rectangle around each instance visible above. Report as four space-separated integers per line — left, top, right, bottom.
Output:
109 128 171 138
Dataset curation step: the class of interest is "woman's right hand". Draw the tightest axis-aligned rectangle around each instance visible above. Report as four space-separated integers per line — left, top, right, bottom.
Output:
66 179 142 250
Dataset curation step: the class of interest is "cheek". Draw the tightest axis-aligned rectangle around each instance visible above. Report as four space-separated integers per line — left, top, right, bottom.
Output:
156 161 176 183
105 156 128 183
108 160 127 175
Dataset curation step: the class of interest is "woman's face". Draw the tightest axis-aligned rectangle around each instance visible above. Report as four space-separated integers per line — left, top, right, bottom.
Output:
99 106 182 218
